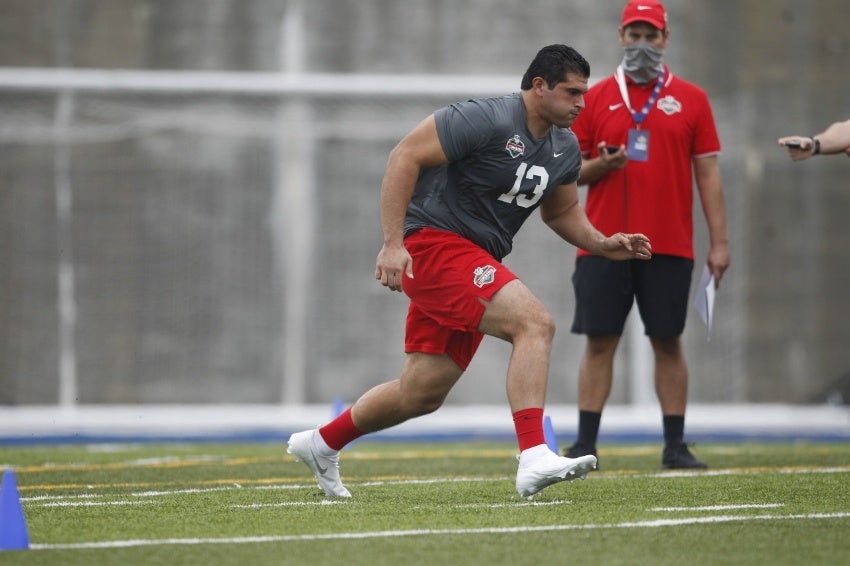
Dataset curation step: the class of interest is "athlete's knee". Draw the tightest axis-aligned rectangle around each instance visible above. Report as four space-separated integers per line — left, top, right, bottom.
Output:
511 298 555 340
398 354 460 416
414 391 447 415
400 386 448 416
533 309 556 342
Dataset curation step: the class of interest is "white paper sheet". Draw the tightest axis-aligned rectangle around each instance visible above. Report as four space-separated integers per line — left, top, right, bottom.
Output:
693 264 715 340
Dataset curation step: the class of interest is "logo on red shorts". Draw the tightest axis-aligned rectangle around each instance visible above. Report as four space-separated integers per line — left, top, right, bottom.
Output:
473 265 497 288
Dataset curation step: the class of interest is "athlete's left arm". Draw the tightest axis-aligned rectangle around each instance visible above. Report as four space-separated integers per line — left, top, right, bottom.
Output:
694 155 730 286
539 183 652 260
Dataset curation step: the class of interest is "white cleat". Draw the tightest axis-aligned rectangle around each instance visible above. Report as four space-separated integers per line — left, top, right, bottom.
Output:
287 429 351 498
515 451 597 499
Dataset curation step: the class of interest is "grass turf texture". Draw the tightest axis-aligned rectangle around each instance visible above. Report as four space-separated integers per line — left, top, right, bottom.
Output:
1 441 848 565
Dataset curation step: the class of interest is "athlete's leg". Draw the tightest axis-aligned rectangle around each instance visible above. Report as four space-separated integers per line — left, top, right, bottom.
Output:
287 351 462 498
476 279 555 412
477 279 597 496
350 351 463 433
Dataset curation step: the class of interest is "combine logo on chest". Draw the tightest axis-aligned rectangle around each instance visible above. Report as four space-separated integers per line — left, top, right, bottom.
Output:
473 265 497 288
505 135 525 158
657 95 682 116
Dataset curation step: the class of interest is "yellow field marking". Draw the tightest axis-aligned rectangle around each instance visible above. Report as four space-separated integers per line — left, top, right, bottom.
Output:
9 445 850 493
11 455 281 474
8 449 515 476
16 463 850 494
16 477 309 492
9 443 849 476
346 448 516 460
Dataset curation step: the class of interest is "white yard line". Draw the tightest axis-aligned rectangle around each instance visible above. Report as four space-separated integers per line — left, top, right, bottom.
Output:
21 493 102 502
23 465 850 505
232 501 347 508
131 487 235 497
451 500 573 509
29 512 850 550
651 503 785 512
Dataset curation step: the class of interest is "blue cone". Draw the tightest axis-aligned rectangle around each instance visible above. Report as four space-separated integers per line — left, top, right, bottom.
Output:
543 415 558 453
0 469 29 551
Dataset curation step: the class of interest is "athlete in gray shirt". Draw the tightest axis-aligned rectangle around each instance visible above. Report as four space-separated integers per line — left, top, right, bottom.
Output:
407 92 583 260
288 44 652 499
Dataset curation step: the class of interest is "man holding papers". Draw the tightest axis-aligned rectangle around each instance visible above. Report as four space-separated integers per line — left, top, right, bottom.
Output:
562 0 730 469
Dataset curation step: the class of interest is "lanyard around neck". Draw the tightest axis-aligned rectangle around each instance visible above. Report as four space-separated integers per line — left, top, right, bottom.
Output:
615 65 665 126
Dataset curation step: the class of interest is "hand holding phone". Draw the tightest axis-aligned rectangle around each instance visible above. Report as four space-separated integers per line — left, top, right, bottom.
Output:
784 142 802 149
605 146 620 154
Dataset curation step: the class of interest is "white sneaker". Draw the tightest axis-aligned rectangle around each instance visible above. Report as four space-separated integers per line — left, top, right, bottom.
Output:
515 451 597 498
287 429 351 498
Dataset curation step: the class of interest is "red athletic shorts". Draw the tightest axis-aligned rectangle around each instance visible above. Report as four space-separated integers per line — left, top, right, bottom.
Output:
401 228 518 370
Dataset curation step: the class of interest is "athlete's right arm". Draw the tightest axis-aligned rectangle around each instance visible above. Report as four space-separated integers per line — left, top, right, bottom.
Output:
540 182 651 261
375 115 450 292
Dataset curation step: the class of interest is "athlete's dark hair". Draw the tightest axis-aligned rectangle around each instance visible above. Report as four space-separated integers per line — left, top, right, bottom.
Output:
520 44 590 90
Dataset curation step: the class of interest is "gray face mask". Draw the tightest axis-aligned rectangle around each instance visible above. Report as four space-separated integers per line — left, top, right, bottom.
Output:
621 41 664 84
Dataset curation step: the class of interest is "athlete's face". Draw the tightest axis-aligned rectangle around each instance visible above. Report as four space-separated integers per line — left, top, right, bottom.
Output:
541 73 588 128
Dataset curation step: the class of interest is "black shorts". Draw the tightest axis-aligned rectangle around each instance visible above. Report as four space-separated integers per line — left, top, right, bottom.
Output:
571 254 694 339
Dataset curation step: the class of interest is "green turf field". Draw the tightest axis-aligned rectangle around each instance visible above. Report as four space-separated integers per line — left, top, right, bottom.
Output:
1 441 849 565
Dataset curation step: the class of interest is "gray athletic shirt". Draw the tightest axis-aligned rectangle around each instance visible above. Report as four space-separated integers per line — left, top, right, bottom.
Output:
404 92 581 261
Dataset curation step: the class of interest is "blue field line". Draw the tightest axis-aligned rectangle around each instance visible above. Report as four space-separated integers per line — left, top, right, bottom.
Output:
2 429 850 446
1 403 848 445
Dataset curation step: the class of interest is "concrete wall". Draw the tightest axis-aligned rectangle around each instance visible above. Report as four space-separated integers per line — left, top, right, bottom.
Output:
1 0 849 406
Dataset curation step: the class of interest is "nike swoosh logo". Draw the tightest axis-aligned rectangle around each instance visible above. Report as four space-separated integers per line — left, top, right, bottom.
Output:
554 151 565 157
309 448 328 474
609 103 624 111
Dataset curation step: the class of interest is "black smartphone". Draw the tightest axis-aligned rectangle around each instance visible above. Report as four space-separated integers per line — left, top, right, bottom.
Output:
605 146 620 154
784 142 802 149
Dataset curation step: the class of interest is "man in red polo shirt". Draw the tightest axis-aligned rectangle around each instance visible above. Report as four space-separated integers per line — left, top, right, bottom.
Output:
564 0 730 469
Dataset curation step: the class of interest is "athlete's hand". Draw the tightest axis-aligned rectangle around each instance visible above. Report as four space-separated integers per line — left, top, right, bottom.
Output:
600 232 652 260
375 243 414 292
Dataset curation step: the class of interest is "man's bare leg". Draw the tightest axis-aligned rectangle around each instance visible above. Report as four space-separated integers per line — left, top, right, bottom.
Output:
477 279 555 412
351 352 464 433
477 279 597 497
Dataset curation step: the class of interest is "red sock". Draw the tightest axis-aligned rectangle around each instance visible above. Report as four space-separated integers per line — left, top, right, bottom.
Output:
512 407 545 452
318 407 364 450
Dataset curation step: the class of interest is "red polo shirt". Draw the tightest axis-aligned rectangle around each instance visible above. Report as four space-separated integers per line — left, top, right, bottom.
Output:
571 66 721 259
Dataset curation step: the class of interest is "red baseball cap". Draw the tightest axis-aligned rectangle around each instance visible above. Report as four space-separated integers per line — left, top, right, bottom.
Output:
621 0 667 30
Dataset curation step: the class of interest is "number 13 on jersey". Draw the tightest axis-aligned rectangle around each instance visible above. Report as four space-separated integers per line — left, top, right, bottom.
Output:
497 162 549 208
